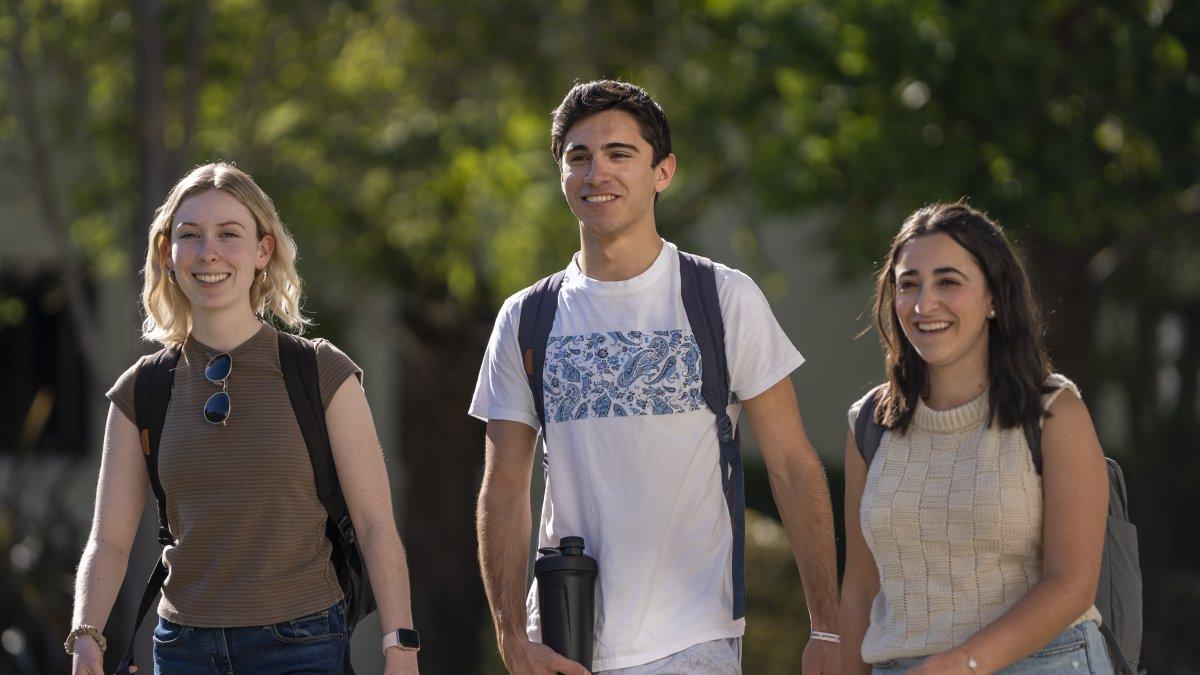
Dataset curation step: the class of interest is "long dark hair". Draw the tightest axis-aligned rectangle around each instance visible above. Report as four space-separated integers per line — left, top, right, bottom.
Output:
871 202 1053 432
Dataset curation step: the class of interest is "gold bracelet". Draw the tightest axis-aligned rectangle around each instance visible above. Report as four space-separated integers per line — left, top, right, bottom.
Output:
64 625 107 655
959 646 978 674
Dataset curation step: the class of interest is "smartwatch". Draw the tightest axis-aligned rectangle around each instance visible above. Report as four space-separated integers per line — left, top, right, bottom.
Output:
382 628 421 653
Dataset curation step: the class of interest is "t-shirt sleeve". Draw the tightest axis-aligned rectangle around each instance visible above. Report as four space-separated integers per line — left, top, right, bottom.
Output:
718 268 805 401
106 358 144 425
468 291 540 431
314 339 364 409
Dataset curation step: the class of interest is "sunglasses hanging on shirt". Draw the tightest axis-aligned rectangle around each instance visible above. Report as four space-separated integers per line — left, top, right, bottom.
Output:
203 352 232 425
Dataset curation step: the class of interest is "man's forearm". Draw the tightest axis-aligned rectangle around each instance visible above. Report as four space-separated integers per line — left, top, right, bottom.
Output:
768 451 840 629
477 472 534 646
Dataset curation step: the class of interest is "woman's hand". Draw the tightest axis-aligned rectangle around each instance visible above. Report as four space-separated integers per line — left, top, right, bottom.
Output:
70 636 116 675
384 645 419 674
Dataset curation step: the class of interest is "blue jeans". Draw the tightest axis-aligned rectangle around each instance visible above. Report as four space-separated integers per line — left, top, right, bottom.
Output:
152 599 348 674
872 621 1114 674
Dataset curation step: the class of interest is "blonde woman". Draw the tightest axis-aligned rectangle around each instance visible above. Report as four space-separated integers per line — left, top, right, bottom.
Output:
68 163 420 674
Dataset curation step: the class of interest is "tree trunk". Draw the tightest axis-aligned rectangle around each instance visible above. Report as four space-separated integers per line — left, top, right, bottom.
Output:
1028 243 1095 389
398 318 491 672
6 9 103 379
134 0 167 251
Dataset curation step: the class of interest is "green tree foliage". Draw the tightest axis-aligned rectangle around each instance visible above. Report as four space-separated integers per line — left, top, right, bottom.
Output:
3 0 1198 670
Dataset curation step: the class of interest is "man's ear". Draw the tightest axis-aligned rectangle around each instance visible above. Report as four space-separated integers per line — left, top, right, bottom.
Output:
654 153 677 194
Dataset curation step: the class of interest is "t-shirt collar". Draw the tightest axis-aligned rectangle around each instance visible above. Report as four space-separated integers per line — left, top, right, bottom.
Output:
564 239 674 296
186 322 273 362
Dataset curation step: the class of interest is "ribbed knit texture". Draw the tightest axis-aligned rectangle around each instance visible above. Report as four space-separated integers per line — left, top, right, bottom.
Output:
108 324 361 626
849 374 1102 662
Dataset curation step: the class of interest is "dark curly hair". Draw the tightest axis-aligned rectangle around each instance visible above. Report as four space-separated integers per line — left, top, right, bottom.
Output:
871 202 1054 433
550 79 672 167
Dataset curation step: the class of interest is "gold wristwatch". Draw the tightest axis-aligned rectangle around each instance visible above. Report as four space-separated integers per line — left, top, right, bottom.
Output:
64 625 107 655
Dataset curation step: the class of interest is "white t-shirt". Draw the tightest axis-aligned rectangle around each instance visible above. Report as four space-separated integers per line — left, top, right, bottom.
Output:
469 240 804 670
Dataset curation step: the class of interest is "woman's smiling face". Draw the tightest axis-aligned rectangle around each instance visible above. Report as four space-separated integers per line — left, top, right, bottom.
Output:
166 189 274 317
893 232 994 373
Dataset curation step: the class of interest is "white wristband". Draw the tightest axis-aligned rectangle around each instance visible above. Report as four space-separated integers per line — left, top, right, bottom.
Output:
809 630 841 643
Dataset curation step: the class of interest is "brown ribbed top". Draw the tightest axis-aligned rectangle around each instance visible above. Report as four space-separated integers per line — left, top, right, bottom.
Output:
107 324 361 627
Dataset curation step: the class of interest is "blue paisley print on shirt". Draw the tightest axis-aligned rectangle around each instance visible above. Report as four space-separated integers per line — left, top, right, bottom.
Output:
544 330 705 423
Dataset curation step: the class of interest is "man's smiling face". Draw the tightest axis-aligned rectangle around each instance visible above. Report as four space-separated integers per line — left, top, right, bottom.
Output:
559 108 675 241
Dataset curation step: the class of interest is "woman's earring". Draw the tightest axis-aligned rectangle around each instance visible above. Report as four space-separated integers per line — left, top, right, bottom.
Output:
987 309 996 319
167 269 178 285
257 268 268 284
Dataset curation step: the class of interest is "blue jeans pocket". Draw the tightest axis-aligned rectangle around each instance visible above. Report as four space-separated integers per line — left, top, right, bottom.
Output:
1000 624 1105 674
1030 639 1086 658
268 601 347 645
152 618 188 646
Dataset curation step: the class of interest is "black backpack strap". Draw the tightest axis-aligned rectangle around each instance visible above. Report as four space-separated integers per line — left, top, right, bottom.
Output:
517 271 566 429
853 385 887 466
278 332 346 531
1098 620 1137 675
678 251 747 620
115 346 181 674
1024 421 1043 475
277 332 373 674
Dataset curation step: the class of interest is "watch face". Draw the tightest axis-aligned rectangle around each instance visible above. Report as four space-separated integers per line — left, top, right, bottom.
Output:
395 628 420 649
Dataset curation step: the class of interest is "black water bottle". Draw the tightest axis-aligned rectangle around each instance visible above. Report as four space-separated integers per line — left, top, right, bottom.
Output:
534 536 598 671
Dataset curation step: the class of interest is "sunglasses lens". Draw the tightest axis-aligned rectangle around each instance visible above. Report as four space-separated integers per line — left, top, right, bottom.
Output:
204 391 231 424
205 353 232 382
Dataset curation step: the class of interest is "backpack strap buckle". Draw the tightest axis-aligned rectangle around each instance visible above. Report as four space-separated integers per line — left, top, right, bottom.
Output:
716 415 735 444
336 514 357 544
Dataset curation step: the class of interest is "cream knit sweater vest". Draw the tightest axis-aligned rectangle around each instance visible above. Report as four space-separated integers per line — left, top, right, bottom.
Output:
849 374 1102 662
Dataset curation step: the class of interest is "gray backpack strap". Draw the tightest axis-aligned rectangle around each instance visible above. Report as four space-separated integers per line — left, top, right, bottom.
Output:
516 271 566 429
1031 403 1142 673
853 385 887 466
678 251 746 620
1096 457 1143 674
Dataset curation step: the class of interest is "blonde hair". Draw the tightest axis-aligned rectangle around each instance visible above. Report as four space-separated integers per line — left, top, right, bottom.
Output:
142 162 310 346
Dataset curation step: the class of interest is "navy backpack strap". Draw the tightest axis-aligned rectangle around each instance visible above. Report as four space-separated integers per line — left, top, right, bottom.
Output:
115 346 181 674
853 385 887 466
678 251 747 620
517 271 566 429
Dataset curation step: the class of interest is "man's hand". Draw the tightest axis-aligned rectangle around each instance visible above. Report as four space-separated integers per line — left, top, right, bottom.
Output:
802 638 841 675
384 646 420 674
70 636 109 675
502 636 590 675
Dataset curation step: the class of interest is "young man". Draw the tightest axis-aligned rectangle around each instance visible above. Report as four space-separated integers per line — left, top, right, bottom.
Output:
471 80 840 675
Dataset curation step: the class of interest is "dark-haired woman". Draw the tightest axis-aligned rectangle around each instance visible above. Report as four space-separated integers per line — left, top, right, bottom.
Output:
840 203 1113 674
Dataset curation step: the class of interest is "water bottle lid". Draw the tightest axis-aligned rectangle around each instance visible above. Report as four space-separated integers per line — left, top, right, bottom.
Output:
534 536 598 576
